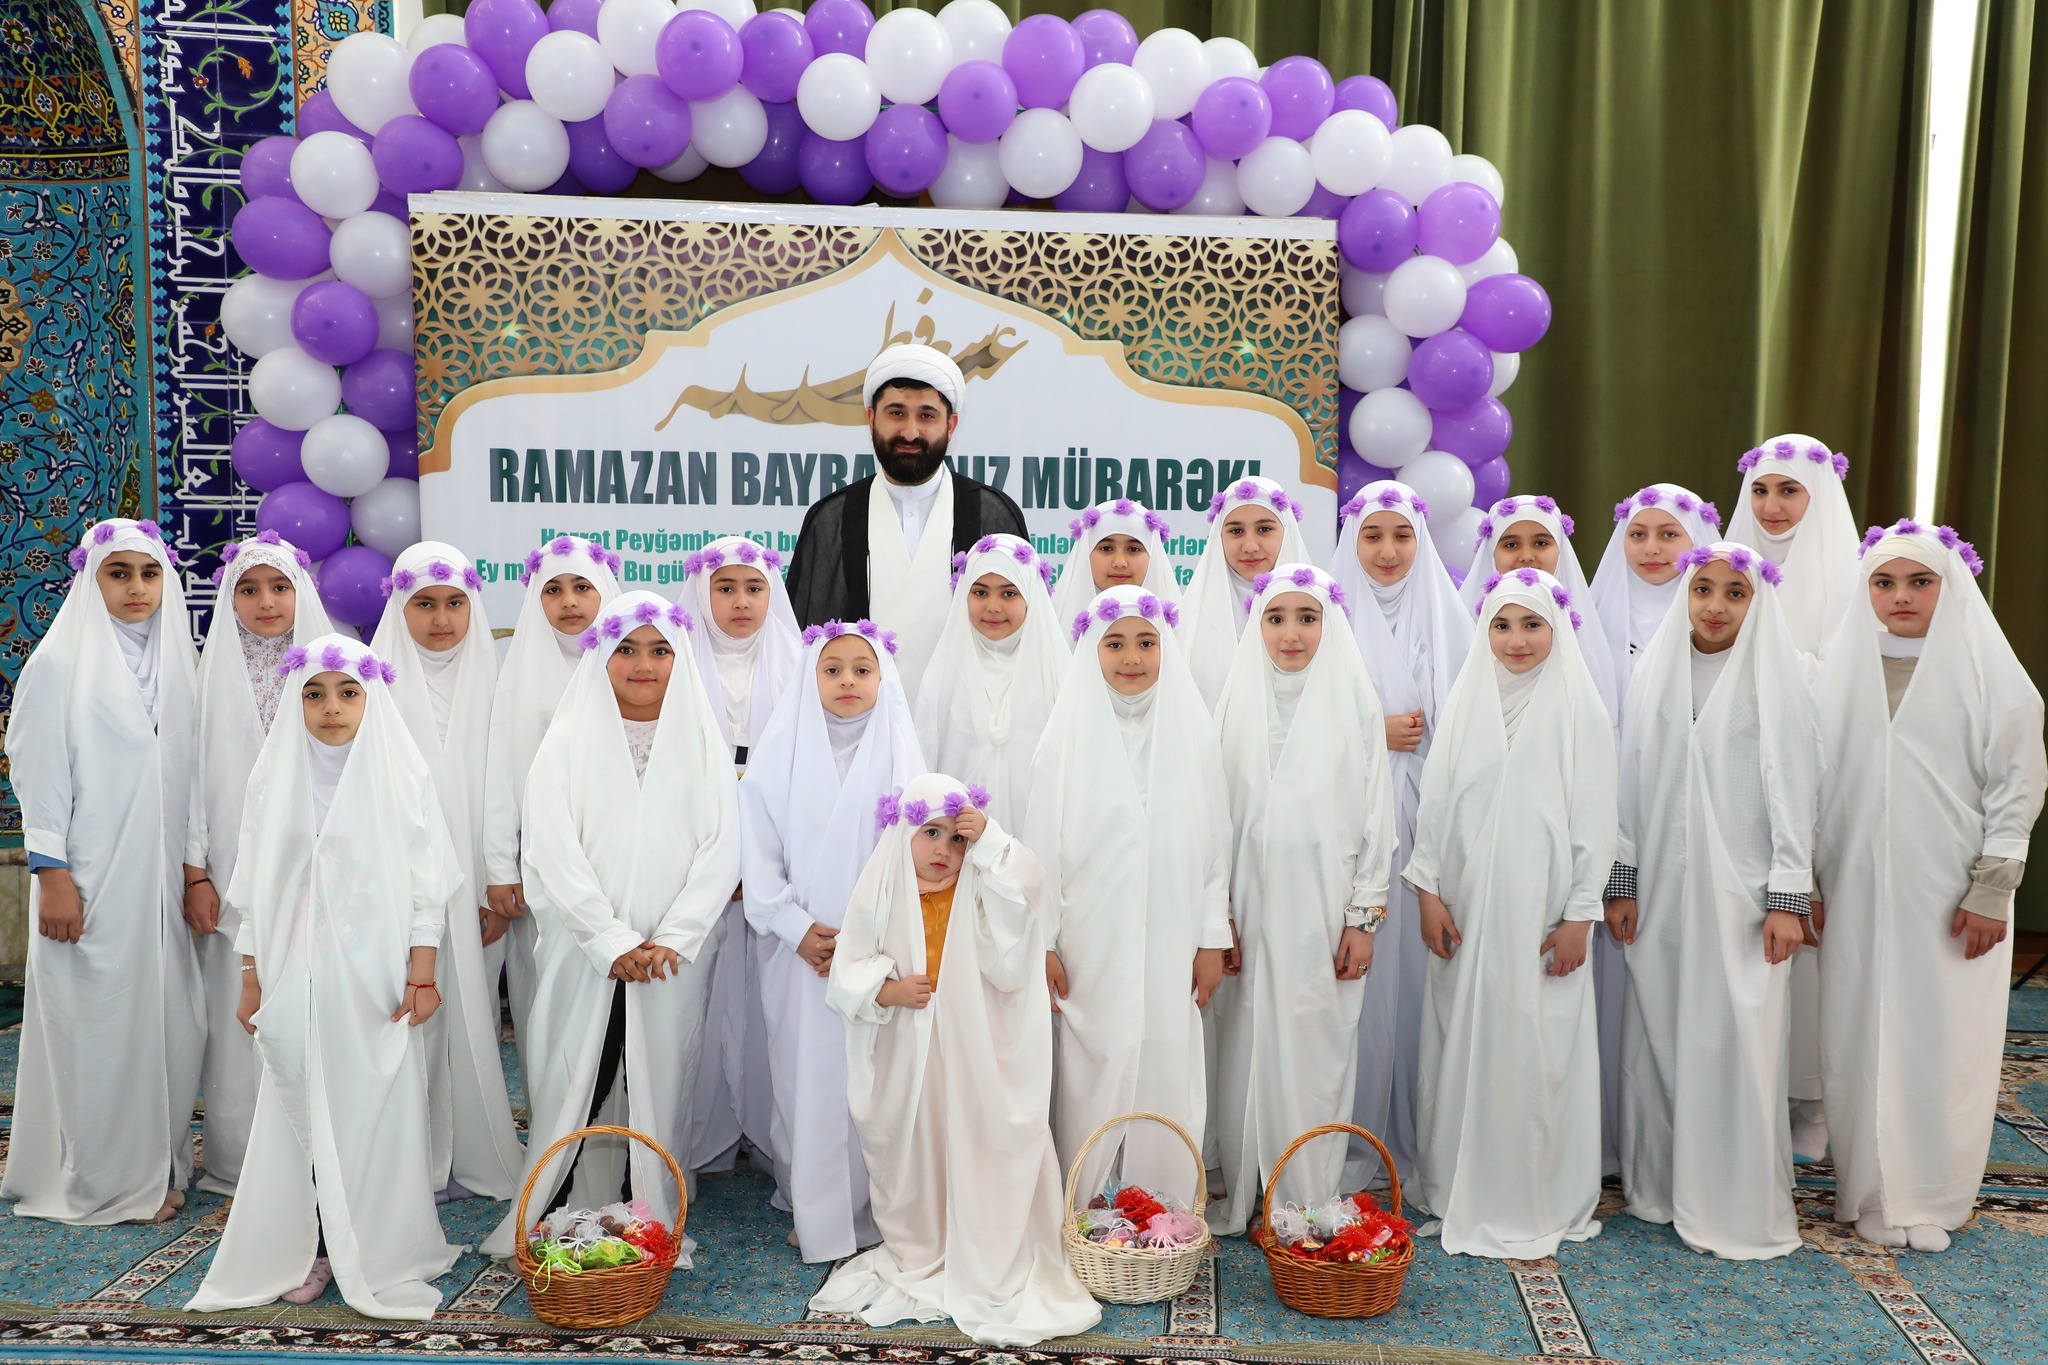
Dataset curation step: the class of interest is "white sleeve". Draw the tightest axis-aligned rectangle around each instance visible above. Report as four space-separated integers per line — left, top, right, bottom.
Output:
481 678 524 886
739 773 814 950
967 823 1043 993
6 652 72 864
1565 697 1621 922
1980 688 2048 865
522 762 643 974
649 761 743 963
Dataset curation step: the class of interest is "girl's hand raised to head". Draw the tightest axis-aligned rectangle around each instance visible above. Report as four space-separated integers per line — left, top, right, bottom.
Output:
952 806 986 845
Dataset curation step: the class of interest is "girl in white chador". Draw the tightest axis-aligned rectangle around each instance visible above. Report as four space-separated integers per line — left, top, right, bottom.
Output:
1176 477 1313 709
1050 498 1180 623
482 593 741 1259
1327 482 1469 1186
913 534 1067 827
1457 495 1621 722
1817 520 2046 1253
1027 586 1231 1203
482 534 622 1085
183 532 332 1196
1724 435 1860 1160
372 544 523 1202
1608 543 1819 1260
743 619 925 1261
1209 566 1395 1236
1406 568 1616 1259
189 636 461 1318
675 538 802 1176
810 774 1101 1346
6 518 203 1226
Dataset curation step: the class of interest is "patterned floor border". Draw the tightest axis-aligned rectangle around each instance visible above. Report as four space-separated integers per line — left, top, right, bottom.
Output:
1795 1193 1984 1365
1504 1261 1592 1360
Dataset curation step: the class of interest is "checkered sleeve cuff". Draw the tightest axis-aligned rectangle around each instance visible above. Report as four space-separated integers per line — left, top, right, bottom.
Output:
1766 890 1812 917
1603 862 1638 903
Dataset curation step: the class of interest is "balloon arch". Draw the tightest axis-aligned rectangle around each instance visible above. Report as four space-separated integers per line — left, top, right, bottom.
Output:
220 0 1551 629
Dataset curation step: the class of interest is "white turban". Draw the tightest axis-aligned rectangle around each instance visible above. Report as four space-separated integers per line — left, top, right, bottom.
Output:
865 342 964 413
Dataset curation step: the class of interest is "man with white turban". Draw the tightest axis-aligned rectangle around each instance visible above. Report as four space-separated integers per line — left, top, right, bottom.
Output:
785 343 1029 700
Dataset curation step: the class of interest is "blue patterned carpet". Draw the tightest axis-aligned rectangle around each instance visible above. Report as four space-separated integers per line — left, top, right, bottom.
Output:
0 988 2045 1364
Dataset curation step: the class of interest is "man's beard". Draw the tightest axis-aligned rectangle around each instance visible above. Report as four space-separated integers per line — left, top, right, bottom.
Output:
873 425 950 485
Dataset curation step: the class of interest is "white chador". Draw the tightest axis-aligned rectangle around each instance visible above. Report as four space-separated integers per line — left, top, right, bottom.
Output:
1176 477 1313 709
1050 498 1181 623
676 537 802 1175
185 532 333 1195
1616 543 1818 1259
6 519 203 1224
373 542 524 1198
1210 567 1395 1236
1589 484 1722 698
189 635 462 1319
742 620 925 1261
810 774 1102 1346
1026 586 1232 1202
913 535 1067 827
1327 482 1470 1186
1816 523 2046 1236
482 535 621 1086
482 594 741 1258
1458 495 1622 722
1405 569 1616 1259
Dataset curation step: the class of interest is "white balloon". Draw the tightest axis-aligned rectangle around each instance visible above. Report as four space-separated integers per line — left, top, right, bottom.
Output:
328 212 413 298
1380 123 1453 206
930 135 1008 208
650 143 710 182
1457 235 1518 285
690 85 767 167
302 412 392 497
1310 109 1392 196
406 13 469 52
1171 156 1245 216
480 99 570 192
1430 504 1484 564
349 476 423 559
1131 28 1210 120
1400 450 1477 524
289 131 379 219
937 0 1012 65
1340 263 1388 317
795 52 881 141
372 291 414 352
1068 62 1155 154
1337 315 1410 392
326 32 417 135
998 107 1083 199
525 31 614 123
1201 36 1258 83
598 0 674 77
1381 255 1468 337
248 346 343 431
1347 386 1432 467
1448 152 1505 207
1486 348 1520 399
676 0 757 30
456 135 509 193
221 273 318 358
866 8 953 106
1237 135 1314 217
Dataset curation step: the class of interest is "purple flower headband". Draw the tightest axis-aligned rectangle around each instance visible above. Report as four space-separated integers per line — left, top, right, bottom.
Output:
382 557 485 598
70 518 180 572
1340 485 1428 525
1244 565 1352 619
1857 519 1983 576
211 531 314 584
276 642 394 683
1206 479 1304 524
1071 591 1180 643
800 618 901 655
1612 486 1721 530
578 600 694 650
1676 544 1785 587
1476 496 1575 548
1070 499 1174 544
520 535 624 585
680 539 784 582
1476 567 1584 631
1736 441 1851 481
950 536 1056 591
876 783 995 830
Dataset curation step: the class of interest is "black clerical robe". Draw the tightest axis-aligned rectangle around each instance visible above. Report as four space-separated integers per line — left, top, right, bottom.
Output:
784 472 1029 628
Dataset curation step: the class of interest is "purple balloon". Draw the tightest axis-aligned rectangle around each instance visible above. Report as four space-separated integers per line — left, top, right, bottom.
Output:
548 0 601 39
798 131 872 205
864 104 947 198
1431 397 1513 465
1406 330 1495 410
1334 75 1399 131
370 189 408 219
1123 119 1205 211
232 196 333 280
341 350 416 434
241 136 299 201
1460 273 1552 353
409 43 500 137
1003 14 1086 110
1297 183 1349 219
741 100 807 195
545 165 588 196
1468 455 1511 508
465 0 550 100
565 117 639 194
1337 446 1398 506
1071 9 1138 68
658 10 743 102
1190 77 1271 161
1417 181 1502 265
384 428 421 480
231 418 308 493
937 60 1017 144
372 115 463 195
740 11 813 103
1336 189 1416 272
317 544 397 630
1262 56 1336 141
256 481 350 562
804 0 872 59
297 90 369 143
605 75 693 169
1337 384 1362 434
1054 144 1129 212
291 281 379 367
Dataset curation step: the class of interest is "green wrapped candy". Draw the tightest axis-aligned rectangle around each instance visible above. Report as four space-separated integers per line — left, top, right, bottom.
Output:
578 1237 643 1270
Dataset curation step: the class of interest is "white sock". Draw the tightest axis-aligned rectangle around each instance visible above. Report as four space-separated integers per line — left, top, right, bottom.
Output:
1856 1214 1906 1248
1906 1225 1951 1253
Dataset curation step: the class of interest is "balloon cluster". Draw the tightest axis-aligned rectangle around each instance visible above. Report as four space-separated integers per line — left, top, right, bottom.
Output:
222 0 1549 624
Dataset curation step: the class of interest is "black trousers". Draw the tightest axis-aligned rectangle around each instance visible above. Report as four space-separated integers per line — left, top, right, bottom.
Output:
543 980 631 1213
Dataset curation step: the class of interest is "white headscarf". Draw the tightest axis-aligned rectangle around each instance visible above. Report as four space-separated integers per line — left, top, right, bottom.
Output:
1050 498 1181 623
46 519 194 730
1458 495 1620 722
1329 481 1471 733
1177 476 1313 709
1589 484 1722 696
913 534 1067 827
1723 435 1861 670
677 537 803 752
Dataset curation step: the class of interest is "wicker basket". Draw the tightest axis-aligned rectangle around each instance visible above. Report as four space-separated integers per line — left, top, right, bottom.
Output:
1061 1110 1215 1304
1255 1122 1414 1318
513 1124 686 1329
